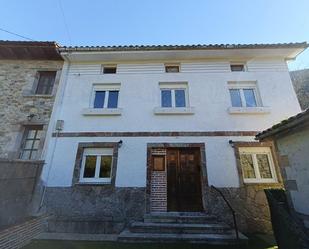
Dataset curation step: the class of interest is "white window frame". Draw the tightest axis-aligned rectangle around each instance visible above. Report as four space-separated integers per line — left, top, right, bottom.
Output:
228 81 262 107
91 84 120 109
239 147 277 184
159 82 189 108
79 148 114 184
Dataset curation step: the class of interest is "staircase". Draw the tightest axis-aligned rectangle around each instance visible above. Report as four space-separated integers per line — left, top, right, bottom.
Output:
118 212 248 245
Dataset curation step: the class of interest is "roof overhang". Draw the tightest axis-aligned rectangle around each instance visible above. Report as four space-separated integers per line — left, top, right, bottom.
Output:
0 41 63 60
256 109 309 141
59 43 308 62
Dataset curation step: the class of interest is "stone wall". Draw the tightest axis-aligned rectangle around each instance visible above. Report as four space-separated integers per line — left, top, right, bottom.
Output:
0 60 63 159
44 186 145 234
0 159 44 229
290 69 309 110
205 184 283 235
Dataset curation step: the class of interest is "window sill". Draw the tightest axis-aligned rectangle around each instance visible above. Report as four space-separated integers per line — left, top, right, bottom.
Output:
77 181 111 186
82 108 122 116
228 107 271 114
243 180 278 184
23 94 54 98
154 107 195 115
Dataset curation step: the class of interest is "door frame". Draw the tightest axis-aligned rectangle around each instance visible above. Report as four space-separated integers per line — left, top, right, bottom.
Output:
146 143 208 213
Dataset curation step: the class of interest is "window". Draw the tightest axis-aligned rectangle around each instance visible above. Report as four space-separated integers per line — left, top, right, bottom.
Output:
93 90 119 108
35 71 56 95
153 156 165 171
103 65 117 74
228 82 260 107
80 148 113 183
230 64 245 72
20 126 43 160
165 64 180 73
239 147 277 183
160 83 188 108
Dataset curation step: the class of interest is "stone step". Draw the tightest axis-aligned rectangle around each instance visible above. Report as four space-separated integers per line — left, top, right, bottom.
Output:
130 221 231 234
144 212 216 224
118 230 248 245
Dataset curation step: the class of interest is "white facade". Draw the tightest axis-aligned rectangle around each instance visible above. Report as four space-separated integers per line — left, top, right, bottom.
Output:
41 46 303 189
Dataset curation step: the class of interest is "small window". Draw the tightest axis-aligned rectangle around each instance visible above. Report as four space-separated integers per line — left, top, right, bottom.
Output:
20 126 43 160
103 65 117 74
228 82 260 107
239 147 277 183
80 148 113 183
165 64 180 73
94 90 119 108
230 64 245 72
35 71 56 95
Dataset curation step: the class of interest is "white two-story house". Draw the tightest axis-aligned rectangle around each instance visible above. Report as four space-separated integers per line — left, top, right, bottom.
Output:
40 43 307 239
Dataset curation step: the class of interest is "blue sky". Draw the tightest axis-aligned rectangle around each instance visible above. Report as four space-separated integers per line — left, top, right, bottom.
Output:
1 0 308 70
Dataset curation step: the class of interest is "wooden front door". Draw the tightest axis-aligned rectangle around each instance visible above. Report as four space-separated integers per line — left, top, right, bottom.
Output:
167 148 203 212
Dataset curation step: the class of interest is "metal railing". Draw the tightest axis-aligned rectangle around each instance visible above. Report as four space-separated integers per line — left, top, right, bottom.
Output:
210 185 239 241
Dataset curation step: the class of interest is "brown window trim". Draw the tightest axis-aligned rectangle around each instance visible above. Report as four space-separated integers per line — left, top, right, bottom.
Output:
72 142 119 186
233 141 283 187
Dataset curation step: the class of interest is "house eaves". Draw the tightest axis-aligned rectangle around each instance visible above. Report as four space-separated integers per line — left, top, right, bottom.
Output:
59 42 308 62
256 108 309 141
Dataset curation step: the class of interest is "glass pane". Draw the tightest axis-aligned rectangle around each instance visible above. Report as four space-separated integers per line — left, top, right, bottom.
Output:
99 156 112 178
161 90 172 107
27 130 37 139
257 154 272 178
36 72 56 94
21 150 31 160
229 89 242 107
83 156 97 178
165 66 179 73
24 140 34 149
36 130 43 139
30 150 37 160
240 154 256 178
94 91 105 108
243 89 257 107
103 67 116 74
230 65 244 72
107 91 119 108
33 140 40 149
175 89 186 107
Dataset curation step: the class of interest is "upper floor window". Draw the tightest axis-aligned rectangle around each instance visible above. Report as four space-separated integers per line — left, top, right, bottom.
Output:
103 65 117 74
239 147 277 183
80 148 113 183
35 71 56 95
228 82 260 107
160 83 188 108
165 64 180 73
92 84 120 109
230 63 246 72
19 126 43 160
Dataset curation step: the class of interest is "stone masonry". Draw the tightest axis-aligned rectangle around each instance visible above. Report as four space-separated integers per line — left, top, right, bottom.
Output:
0 60 63 159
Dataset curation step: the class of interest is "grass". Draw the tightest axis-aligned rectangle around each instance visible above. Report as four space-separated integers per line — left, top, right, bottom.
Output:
23 235 278 249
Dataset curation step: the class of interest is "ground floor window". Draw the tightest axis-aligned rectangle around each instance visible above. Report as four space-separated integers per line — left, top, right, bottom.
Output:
80 148 113 183
239 147 277 183
20 125 43 160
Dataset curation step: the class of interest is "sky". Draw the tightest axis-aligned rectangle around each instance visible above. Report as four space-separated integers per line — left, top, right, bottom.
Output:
0 0 308 70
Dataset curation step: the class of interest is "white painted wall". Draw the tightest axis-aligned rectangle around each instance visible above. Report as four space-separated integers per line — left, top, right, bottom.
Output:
43 136 253 187
42 57 301 188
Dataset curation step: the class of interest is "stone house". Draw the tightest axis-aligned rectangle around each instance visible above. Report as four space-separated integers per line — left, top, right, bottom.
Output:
38 42 307 243
256 108 309 231
0 41 63 159
290 69 309 110
0 41 63 228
